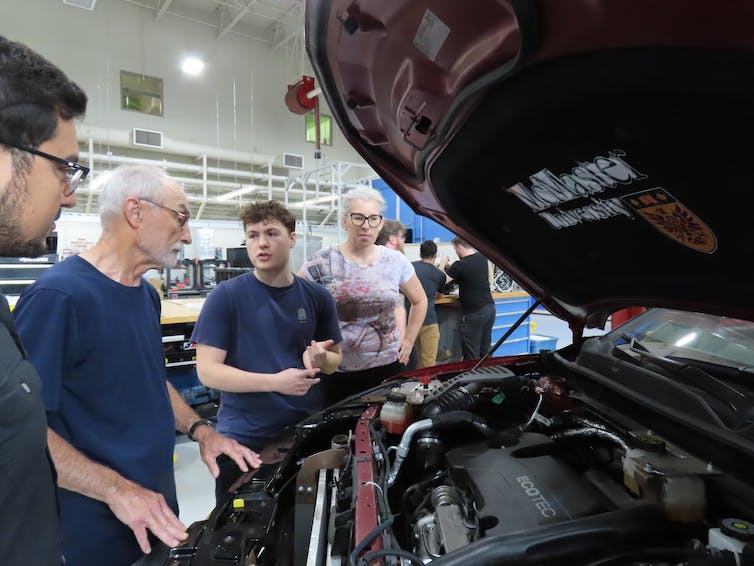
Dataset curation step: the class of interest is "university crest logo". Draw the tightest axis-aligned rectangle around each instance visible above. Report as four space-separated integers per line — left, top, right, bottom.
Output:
621 188 717 254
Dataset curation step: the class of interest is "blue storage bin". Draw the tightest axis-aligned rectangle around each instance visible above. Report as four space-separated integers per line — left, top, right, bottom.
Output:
167 366 200 390
167 366 219 406
181 384 219 406
492 339 531 356
530 334 558 353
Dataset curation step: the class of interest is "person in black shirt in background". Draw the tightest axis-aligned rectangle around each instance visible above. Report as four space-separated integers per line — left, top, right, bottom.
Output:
0 35 88 565
444 236 495 360
411 240 450 367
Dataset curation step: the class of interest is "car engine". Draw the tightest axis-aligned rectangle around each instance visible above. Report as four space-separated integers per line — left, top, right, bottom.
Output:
139 355 754 566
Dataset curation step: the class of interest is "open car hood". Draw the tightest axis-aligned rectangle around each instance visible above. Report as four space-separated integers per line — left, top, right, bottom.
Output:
306 0 754 330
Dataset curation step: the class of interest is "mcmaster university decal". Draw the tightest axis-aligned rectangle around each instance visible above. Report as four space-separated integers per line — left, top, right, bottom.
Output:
621 188 717 254
505 150 718 254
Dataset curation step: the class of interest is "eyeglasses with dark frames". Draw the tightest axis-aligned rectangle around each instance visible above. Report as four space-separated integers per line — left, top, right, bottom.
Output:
140 198 190 229
350 213 383 228
4 142 90 196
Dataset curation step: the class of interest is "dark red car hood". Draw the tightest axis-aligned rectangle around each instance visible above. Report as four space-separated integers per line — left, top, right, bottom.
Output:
305 0 754 330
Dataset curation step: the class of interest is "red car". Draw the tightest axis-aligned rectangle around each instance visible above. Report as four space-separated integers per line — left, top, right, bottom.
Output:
141 1 754 564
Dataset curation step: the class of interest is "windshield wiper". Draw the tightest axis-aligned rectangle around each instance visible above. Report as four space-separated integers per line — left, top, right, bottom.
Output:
621 332 650 353
620 334 754 423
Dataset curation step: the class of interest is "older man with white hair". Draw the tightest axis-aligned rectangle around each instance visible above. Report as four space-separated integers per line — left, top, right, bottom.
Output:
14 165 262 566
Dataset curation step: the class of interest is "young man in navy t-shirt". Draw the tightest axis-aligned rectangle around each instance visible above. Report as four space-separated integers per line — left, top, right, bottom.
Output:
192 200 342 502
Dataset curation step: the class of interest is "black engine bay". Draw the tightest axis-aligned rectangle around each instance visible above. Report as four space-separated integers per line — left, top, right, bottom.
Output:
139 344 754 566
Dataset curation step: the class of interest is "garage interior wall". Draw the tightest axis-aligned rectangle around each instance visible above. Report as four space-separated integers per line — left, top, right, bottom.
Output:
0 0 372 248
1 0 366 159
55 212 343 271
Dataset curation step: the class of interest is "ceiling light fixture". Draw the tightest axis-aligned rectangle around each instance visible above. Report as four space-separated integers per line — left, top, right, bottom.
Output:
290 195 338 208
88 170 112 192
216 185 256 201
181 57 205 76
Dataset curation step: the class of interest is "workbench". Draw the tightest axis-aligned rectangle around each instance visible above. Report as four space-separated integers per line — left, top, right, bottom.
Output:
159 298 215 406
160 298 205 325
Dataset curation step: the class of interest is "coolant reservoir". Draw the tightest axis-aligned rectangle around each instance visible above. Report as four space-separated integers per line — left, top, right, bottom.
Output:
623 439 715 522
380 392 412 434
709 518 754 566
393 377 442 404
660 475 706 523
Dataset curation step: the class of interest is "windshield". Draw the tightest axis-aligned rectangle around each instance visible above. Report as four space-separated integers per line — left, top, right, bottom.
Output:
609 308 754 368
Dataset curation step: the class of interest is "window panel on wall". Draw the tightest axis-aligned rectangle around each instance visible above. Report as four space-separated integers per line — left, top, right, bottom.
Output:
305 113 332 146
121 70 164 116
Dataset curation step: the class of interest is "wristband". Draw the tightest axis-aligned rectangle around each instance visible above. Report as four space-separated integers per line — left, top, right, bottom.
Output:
187 418 214 442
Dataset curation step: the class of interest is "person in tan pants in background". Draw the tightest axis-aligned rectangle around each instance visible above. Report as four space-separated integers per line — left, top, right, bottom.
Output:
411 240 450 368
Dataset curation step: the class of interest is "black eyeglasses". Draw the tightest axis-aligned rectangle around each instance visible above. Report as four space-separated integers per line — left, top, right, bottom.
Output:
5 142 90 196
350 213 383 228
140 198 190 229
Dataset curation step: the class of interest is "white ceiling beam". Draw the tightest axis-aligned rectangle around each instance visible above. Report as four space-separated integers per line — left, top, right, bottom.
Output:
121 0 272 45
259 0 302 20
272 25 301 51
219 0 257 39
155 0 173 21
195 201 206 220
218 0 247 8
270 1 304 48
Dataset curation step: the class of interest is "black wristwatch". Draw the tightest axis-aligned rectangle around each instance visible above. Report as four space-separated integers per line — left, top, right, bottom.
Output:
187 418 214 442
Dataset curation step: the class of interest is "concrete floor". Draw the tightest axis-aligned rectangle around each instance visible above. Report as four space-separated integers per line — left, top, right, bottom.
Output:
173 435 216 527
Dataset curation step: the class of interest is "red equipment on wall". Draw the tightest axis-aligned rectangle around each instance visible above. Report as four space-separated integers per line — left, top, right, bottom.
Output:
612 307 647 327
285 75 322 159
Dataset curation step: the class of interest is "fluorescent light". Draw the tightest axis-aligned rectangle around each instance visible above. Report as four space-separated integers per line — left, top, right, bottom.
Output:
310 195 338 204
181 57 205 76
88 170 112 192
63 0 97 11
216 185 256 201
290 195 338 208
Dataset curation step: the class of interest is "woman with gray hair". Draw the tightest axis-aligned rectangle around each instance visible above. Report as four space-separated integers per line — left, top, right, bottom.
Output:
299 185 427 404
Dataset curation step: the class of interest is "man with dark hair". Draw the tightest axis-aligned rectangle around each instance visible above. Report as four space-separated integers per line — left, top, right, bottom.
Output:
445 237 495 360
410 240 450 367
0 36 88 257
192 200 343 502
0 35 88 565
376 219 409 339
375 218 406 251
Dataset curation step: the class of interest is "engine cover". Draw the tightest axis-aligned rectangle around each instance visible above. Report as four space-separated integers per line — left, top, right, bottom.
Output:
445 432 611 538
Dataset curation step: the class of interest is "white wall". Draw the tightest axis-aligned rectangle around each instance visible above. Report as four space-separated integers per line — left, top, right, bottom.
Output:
0 0 366 166
55 211 246 260
56 211 346 262
404 242 458 264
